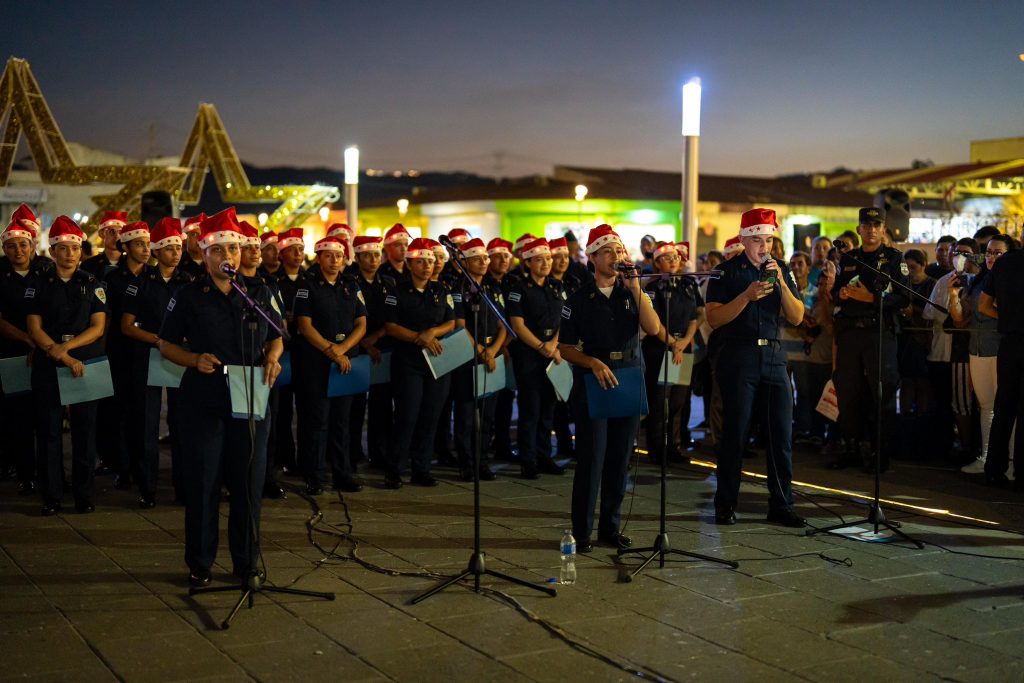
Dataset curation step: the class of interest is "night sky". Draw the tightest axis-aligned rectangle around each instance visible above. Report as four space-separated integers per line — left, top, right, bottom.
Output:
6 1 1024 178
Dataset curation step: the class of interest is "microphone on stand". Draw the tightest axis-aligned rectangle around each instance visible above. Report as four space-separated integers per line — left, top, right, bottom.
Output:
220 262 239 276
614 261 640 273
438 234 463 259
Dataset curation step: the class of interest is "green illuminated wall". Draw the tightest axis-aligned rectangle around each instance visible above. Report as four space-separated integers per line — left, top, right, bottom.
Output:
495 199 681 241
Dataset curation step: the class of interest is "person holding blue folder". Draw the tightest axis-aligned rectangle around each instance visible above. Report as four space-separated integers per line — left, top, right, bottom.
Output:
383 237 456 488
642 241 702 465
0 205 50 496
451 237 506 482
121 218 194 508
158 208 284 587
558 225 661 552
293 236 367 495
25 216 108 515
549 236 585 459
508 237 567 479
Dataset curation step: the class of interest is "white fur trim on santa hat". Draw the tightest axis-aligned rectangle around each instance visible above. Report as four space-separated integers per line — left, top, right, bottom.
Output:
278 236 303 250
314 238 345 253
406 246 435 260
738 223 777 237
150 235 183 251
585 232 623 255
199 230 241 249
1 227 35 243
522 243 551 260
460 244 487 258
49 232 83 245
653 244 677 260
119 227 150 244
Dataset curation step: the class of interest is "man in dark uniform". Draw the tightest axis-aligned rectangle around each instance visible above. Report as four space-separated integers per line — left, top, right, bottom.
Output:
704 208 805 527
177 214 207 280
549 236 582 457
979 244 1024 488
80 211 126 279
485 238 518 461
271 227 307 474
379 223 411 285
0 207 49 494
430 240 460 466
121 217 193 507
257 230 280 279
158 208 284 586
26 216 108 515
383 237 456 488
827 207 910 471
559 225 661 552
293 236 367 495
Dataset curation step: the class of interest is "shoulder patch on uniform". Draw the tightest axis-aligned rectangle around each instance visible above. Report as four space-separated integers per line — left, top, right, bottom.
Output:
561 290 567 300
385 295 397 306
24 287 35 299
295 289 309 299
446 294 454 309
166 297 176 312
95 287 107 305
561 305 572 320
126 284 139 296
356 290 365 305
270 296 281 315
788 271 798 288
900 262 909 276
508 291 522 302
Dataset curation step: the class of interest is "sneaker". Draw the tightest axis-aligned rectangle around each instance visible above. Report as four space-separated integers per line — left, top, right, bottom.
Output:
961 458 986 474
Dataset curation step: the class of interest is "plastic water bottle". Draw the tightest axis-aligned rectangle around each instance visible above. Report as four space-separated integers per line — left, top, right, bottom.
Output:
559 530 577 585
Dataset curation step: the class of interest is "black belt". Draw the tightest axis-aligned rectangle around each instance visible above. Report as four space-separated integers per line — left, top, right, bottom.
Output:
722 338 780 348
590 348 638 362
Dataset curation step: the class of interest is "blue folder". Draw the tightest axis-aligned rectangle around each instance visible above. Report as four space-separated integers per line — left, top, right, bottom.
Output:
276 351 292 387
546 359 573 402
422 328 475 380
327 355 371 397
583 366 648 419
0 355 32 395
657 352 694 386
474 355 506 398
226 365 270 420
147 348 185 388
57 357 114 405
370 352 392 385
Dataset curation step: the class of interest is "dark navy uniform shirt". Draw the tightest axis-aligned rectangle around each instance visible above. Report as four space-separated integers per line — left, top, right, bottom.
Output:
80 252 120 280
122 266 194 334
0 258 51 359
983 249 1024 336
355 271 395 351
453 277 505 347
384 280 455 373
25 269 108 370
178 257 206 280
704 255 799 344
378 261 410 286
274 268 308 347
830 245 910 319
159 274 282 411
644 277 702 339
507 275 564 345
101 260 146 355
560 279 642 369
292 274 367 396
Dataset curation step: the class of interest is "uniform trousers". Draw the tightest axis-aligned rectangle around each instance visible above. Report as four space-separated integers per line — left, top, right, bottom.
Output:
986 336 1024 479
552 400 574 454
366 382 393 466
110 351 140 480
492 387 515 454
349 391 367 463
714 342 794 513
642 343 691 460
296 392 354 487
452 363 498 468
35 397 97 505
389 363 451 478
1 389 35 482
140 386 181 499
272 384 297 471
513 360 557 467
833 324 899 456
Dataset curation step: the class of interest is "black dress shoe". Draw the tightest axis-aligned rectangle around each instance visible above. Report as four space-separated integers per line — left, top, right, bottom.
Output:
333 477 364 493
520 463 539 480
766 508 806 528
577 538 594 554
18 480 36 496
40 501 62 516
188 566 212 587
410 474 439 487
478 466 496 481
75 500 95 514
262 484 287 500
537 458 565 475
598 532 632 549
715 507 737 525
383 475 404 490
304 483 324 496
138 495 156 509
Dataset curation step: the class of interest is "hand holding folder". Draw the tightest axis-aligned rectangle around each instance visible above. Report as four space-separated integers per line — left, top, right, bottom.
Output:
422 328 474 379
583 366 648 419
57 357 115 405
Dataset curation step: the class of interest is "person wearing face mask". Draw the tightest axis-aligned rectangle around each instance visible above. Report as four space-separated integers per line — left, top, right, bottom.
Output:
705 209 805 527
925 235 957 280
158 208 283 586
827 207 910 472
945 238 981 460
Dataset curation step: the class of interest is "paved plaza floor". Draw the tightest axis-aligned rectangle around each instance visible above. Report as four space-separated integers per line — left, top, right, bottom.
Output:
2 433 1023 682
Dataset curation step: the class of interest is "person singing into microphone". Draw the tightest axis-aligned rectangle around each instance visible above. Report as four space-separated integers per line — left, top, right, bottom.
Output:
559 225 660 552
704 208 805 527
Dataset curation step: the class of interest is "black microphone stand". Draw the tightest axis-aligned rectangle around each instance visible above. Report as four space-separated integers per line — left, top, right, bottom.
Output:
412 237 556 603
190 266 335 628
615 268 738 577
805 254 937 548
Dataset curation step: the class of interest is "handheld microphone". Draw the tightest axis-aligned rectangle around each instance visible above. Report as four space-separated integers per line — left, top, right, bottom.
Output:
758 253 777 285
220 262 238 276
613 262 639 272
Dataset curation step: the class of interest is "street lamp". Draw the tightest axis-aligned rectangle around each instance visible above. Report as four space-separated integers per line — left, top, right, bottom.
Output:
681 77 701 268
574 184 588 231
397 198 409 218
344 145 359 230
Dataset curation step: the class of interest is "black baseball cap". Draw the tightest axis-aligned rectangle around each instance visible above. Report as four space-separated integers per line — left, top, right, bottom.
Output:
858 207 885 224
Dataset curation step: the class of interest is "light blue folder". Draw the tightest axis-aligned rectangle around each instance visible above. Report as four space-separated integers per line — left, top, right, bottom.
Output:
657 352 694 386
423 328 475 380
57 357 114 405
276 351 292 387
546 359 573 402
0 355 32 395
370 352 392 385
327 355 371 397
226 365 270 420
474 355 506 398
583 366 648 419
147 348 185 388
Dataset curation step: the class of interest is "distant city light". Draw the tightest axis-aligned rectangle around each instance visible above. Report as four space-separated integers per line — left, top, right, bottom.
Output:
257 212 269 226
574 184 588 202
397 198 410 217
318 206 330 222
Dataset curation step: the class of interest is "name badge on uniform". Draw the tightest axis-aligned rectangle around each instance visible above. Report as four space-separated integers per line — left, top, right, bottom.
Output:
24 287 35 299
166 297 176 312
561 305 572 320
384 295 397 306
508 292 522 302
126 284 139 296
452 292 463 303
295 289 309 299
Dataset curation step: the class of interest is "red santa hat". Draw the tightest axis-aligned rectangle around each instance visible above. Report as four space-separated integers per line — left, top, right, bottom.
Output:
486 237 512 256
585 224 623 255
98 211 128 231
448 228 472 245
314 235 348 256
383 223 411 246
238 220 261 247
513 233 536 253
676 241 690 260
521 238 551 260
326 223 354 241
406 237 436 260
2 204 39 243
353 235 383 253
738 208 778 237
277 227 304 251
150 217 183 250
119 221 150 244
548 237 569 254
48 215 85 244
723 235 744 257
198 208 242 249
259 231 278 249
460 238 488 258
183 213 206 234
653 241 677 261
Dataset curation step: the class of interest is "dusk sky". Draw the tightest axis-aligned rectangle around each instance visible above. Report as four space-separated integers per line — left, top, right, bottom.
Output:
7 1 1024 178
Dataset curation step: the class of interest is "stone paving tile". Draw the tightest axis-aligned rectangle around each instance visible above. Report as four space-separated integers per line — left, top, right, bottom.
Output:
792 654 942 682
499 647 638 682
962 626 1024 659
0 662 119 683
59 594 194 640
2 620 109 678
223 635 387 681
96 631 247 682
360 643 533 682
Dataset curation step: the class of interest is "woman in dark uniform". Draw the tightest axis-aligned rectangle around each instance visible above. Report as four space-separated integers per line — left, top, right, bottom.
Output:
508 237 567 479
26 216 108 515
383 237 455 488
158 208 283 586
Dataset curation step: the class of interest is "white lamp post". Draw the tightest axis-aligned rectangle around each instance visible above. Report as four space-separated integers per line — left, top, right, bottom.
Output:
681 78 701 267
397 198 409 218
344 145 359 230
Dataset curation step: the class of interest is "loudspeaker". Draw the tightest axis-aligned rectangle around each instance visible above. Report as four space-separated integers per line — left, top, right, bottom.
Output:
793 223 820 255
140 191 174 228
875 189 910 242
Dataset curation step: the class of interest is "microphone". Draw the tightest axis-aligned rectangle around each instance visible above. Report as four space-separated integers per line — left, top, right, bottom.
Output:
437 234 463 258
613 261 639 272
758 252 770 273
220 262 238 276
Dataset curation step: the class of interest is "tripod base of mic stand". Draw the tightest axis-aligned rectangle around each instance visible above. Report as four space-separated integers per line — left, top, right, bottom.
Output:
411 551 557 604
805 504 924 549
190 573 335 629
617 532 739 578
